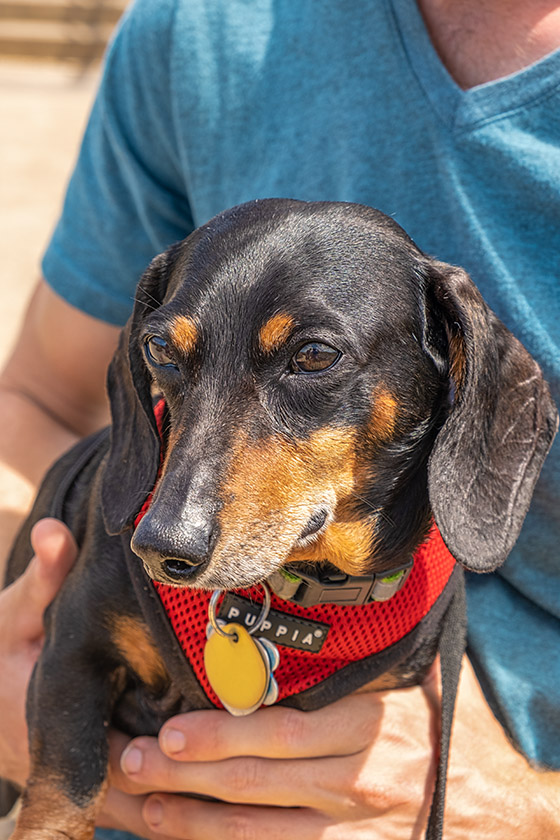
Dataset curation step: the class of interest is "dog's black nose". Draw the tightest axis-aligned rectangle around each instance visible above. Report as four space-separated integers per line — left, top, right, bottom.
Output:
131 513 214 583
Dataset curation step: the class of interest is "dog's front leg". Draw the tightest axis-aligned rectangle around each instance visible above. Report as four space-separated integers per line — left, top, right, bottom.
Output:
12 631 115 840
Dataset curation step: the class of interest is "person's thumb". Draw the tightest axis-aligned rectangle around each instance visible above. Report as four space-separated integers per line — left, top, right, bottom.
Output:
8 518 77 644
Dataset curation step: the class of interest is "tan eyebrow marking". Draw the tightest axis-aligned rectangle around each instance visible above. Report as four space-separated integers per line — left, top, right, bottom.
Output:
169 315 199 354
258 312 295 353
367 389 399 443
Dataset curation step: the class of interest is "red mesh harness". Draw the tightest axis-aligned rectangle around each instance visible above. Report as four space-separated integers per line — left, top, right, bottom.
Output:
135 400 457 710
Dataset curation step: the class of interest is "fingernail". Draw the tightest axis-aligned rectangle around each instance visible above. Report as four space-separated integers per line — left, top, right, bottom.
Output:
145 797 164 827
161 727 186 754
122 745 143 775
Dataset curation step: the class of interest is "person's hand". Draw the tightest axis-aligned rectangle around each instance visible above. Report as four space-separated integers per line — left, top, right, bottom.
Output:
106 658 559 840
105 674 440 839
0 518 77 785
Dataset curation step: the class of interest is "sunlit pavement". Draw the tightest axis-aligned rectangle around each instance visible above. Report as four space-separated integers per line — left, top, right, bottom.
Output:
1 60 100 365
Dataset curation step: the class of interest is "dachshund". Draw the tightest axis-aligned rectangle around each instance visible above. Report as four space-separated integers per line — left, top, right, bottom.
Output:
5 199 557 839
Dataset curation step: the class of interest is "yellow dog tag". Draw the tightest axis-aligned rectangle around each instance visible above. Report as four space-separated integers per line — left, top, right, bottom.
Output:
204 623 270 715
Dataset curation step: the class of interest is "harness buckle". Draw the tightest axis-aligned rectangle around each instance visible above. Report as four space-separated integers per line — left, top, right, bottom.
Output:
268 558 413 607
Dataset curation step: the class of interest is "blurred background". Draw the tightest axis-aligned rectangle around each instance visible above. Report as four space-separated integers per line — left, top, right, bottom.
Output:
0 0 127 366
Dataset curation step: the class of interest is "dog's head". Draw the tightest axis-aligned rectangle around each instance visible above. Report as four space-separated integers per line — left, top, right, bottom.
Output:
101 199 558 589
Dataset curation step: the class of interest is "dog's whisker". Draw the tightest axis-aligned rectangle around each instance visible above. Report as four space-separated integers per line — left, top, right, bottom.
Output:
137 287 162 308
131 294 160 311
349 492 395 527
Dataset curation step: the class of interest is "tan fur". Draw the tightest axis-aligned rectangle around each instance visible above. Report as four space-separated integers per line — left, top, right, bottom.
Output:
110 615 169 691
367 389 399 443
258 312 295 353
448 330 467 390
210 390 401 577
169 314 199 354
211 425 378 577
290 516 375 575
13 776 106 840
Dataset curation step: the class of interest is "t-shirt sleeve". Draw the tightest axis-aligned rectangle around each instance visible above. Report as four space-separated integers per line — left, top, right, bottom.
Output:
42 0 194 325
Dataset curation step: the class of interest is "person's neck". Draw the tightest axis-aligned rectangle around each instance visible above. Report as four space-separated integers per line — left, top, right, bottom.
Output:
417 0 560 88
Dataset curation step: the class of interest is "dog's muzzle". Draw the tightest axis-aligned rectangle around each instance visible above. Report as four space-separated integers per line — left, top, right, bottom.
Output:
131 512 212 583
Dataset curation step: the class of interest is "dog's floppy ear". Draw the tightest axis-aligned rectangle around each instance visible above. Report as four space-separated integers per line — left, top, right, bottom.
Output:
101 248 177 535
424 260 558 572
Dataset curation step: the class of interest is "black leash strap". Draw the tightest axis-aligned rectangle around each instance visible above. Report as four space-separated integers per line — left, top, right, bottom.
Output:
425 570 467 840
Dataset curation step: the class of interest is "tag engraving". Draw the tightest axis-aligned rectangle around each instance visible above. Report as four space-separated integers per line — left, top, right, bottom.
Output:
219 594 330 653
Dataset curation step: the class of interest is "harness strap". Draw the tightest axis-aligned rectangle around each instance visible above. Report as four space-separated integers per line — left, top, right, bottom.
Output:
425 569 467 840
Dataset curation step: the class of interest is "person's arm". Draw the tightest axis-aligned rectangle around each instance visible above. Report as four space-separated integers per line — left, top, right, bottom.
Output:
0 279 119 577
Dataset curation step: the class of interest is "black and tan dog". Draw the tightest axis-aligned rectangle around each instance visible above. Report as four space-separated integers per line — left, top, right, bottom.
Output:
6 199 558 839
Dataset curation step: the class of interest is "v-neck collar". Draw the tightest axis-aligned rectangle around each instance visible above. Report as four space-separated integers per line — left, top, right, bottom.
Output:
389 0 560 131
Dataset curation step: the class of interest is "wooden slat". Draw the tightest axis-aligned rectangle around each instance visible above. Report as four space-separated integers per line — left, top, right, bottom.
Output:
0 0 126 22
0 1 126 63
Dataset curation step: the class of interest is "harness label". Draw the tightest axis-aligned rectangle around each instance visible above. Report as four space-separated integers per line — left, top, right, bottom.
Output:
218 594 330 653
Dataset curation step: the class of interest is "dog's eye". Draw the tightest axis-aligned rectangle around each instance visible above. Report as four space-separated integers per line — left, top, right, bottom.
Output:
291 342 341 373
145 336 177 368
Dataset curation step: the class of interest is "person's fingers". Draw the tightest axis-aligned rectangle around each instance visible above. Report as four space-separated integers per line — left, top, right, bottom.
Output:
98 787 174 840
29 517 78 596
108 729 157 796
111 689 390 799
11 518 78 642
118 694 390 809
141 793 333 840
157 693 387 763
122 733 362 810
2 518 77 650
120 732 420 818
119 678 439 818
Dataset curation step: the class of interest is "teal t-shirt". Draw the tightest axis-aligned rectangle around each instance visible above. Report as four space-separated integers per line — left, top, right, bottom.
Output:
43 0 560 766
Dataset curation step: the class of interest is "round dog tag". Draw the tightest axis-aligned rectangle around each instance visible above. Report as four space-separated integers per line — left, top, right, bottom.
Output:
255 637 280 705
204 623 270 715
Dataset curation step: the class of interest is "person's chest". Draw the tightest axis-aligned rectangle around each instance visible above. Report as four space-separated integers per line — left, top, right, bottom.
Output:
416 0 560 88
